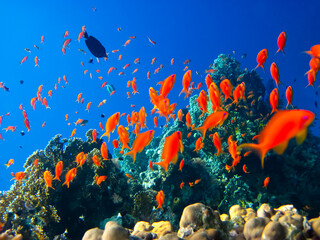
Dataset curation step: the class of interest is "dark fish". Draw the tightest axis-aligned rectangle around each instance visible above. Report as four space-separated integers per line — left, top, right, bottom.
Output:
101 114 105 118
84 31 107 58
88 58 93 63
241 53 247 59
294 78 296 83
315 101 318 108
80 120 88 126
20 80 24 84
20 131 25 136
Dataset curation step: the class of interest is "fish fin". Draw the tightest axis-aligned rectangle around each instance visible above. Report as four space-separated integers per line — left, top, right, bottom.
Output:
238 143 267 168
273 140 289 155
296 129 307 145
171 154 178 165
124 150 137 163
179 140 184 153
154 160 169 172
194 127 206 138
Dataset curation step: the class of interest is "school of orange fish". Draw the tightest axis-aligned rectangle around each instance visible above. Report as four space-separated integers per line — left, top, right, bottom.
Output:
2 29 319 209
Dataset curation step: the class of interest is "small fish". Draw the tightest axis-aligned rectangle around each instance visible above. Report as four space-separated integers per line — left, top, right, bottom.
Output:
255 49 268 71
180 182 185 189
24 48 31 53
125 173 135 181
95 175 107 186
43 170 55 190
5 159 14 168
156 190 165 209
147 36 156 45
178 159 184 171
263 177 270 188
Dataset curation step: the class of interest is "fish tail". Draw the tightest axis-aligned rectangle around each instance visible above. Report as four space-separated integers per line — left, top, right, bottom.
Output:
124 150 137 163
53 176 61 182
154 160 169 172
194 127 206 138
238 143 267 168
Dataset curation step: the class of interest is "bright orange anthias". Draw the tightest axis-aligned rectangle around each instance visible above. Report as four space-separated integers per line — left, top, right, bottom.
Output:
220 79 233 102
276 31 287 54
270 62 281 87
285 86 293 109
117 125 131 152
53 161 63 181
209 132 224 156
11 172 26 183
156 190 165 209
263 177 270 188
92 155 103 167
101 142 109 160
208 82 223 112
269 88 279 114
238 109 315 168
154 131 184 171
95 175 107 186
92 129 97 143
194 111 228 139
196 90 209 118
158 74 176 99
62 168 77 188
232 83 245 105
228 135 241 169
101 112 120 141
255 49 268 71
179 70 192 98
124 130 155 163
43 170 55 190
305 44 320 58
194 137 204 153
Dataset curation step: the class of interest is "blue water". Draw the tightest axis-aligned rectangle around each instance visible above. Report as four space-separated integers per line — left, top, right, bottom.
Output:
0 0 319 191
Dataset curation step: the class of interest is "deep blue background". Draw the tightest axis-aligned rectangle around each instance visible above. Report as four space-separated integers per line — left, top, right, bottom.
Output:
0 0 319 190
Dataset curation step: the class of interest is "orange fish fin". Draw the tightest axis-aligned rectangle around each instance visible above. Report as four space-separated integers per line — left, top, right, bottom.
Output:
194 127 206 138
154 160 169 172
272 140 289 155
295 129 307 145
238 143 267 168
171 154 178 165
124 150 137 163
179 140 184 153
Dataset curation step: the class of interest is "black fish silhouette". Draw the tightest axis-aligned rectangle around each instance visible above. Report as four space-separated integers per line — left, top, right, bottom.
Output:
84 31 107 58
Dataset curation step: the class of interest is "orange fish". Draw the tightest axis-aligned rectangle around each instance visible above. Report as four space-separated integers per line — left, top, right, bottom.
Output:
154 116 158 128
24 118 31 131
269 88 279 114
11 172 26 183
92 155 103 168
171 58 174 65
117 125 131 151
194 111 228 139
276 31 286 54
92 129 97 143
285 86 293 109
255 49 268 71
220 79 233 102
156 190 165 209
238 109 315 168
123 39 131 46
178 159 184 171
70 128 76 138
101 142 109 160
124 130 155 163
20 56 28 64
179 70 192 98
186 112 192 129
86 102 92 111
53 161 63 181
95 175 107 186
34 56 40 67
112 139 119 149
196 90 209 118
270 62 281 87
305 44 320 58
3 126 17 132
125 173 135 180
43 170 55 190
180 182 185 189
306 72 316 88
194 137 204 153
154 131 184 171
209 132 224 156
159 74 176 98
194 179 201 185
243 164 250 173
34 158 39 167
4 159 14 168
62 168 77 188
263 177 270 188
101 112 120 141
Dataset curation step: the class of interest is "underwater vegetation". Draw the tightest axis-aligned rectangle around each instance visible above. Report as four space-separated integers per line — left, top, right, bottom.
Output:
1 53 320 240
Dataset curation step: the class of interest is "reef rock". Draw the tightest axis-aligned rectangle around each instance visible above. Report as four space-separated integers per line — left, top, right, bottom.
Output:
177 203 221 238
101 221 130 240
82 227 104 240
